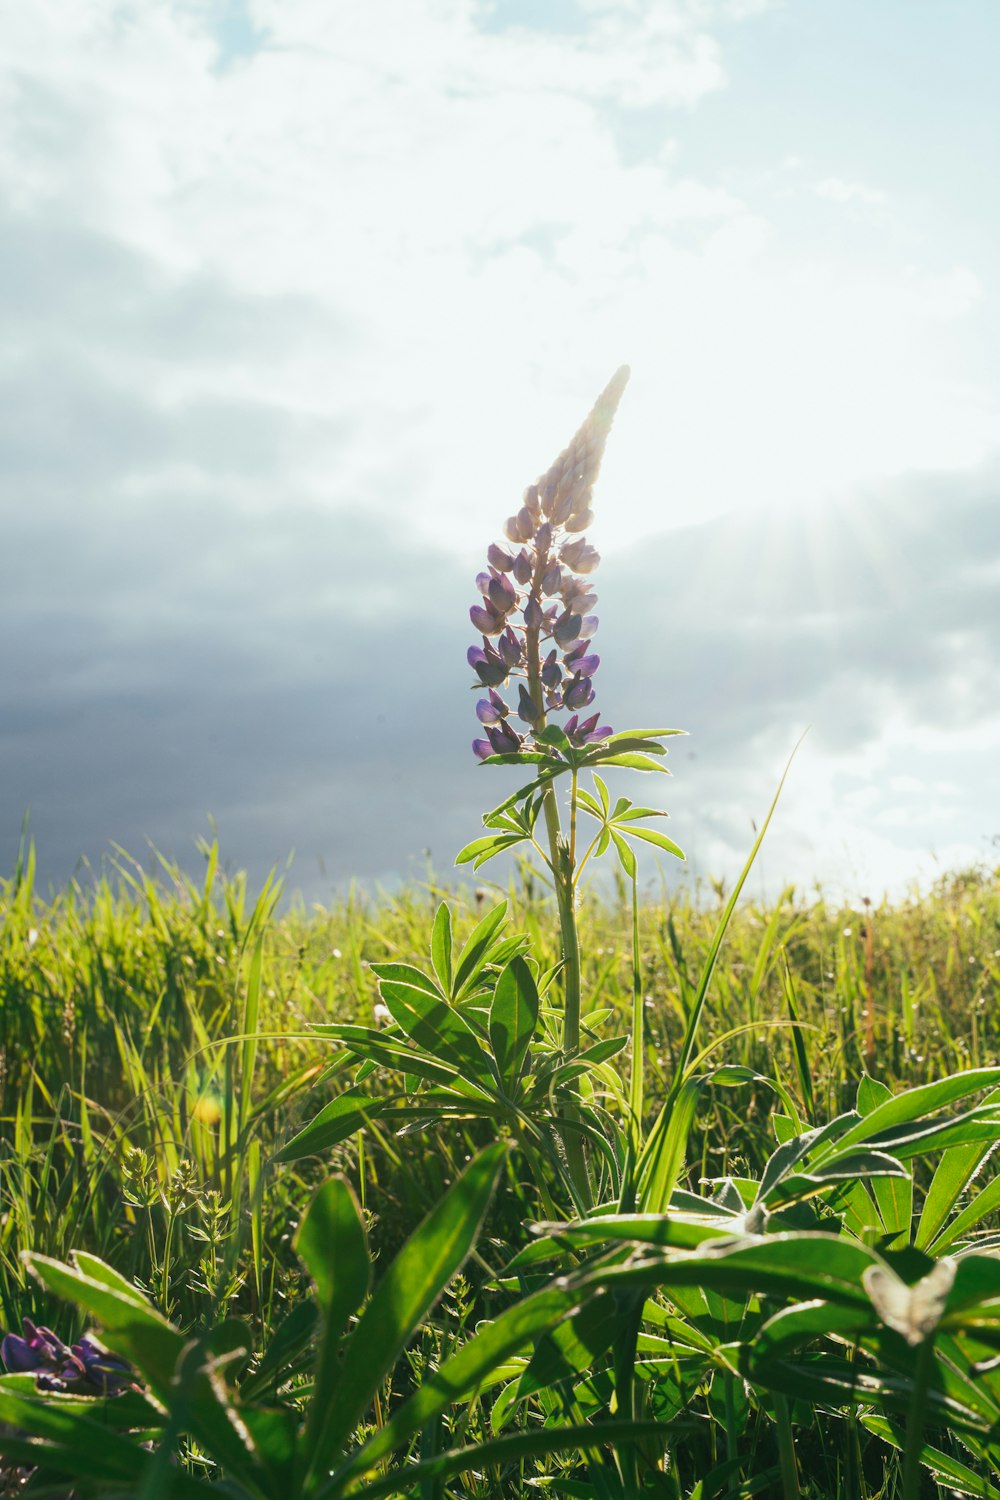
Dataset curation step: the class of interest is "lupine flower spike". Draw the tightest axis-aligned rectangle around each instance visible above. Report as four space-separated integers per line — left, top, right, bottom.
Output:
469 366 630 760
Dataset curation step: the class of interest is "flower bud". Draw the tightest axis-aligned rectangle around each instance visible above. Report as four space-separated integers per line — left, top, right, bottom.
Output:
512 548 533 586
488 573 517 613
534 521 552 554
565 673 595 710
523 484 541 516
523 596 543 630
473 738 493 761
498 626 523 667
487 543 515 571
488 720 522 755
470 602 502 636
541 562 562 595
540 648 562 689
564 507 594 534
517 684 543 725
560 538 600 574
548 490 574 526
553 611 582 647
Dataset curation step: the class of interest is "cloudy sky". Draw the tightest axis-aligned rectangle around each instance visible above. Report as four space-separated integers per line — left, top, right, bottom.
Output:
1 0 998 905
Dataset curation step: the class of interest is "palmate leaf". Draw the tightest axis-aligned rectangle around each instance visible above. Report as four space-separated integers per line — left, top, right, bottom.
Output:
451 899 509 996
302 1142 507 1495
372 963 497 1085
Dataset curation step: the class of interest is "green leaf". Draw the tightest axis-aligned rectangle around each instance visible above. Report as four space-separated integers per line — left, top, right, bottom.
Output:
303 1142 507 1493
815 1066 1000 1161
609 826 636 878
454 833 528 869
928 1168 1000 1253
431 902 453 993
335 1423 673 1500
297 1177 371 1485
23 1253 184 1396
857 1073 893 1115
591 1232 882 1309
592 752 670 773
618 825 685 861
374 969 496 1084
517 1292 618 1397
593 772 610 815
452 900 510 997
605 727 686 742
534 1212 744 1252
343 1281 595 1481
861 1414 1000 1498
915 1089 1000 1249
489 956 539 1092
272 1086 391 1162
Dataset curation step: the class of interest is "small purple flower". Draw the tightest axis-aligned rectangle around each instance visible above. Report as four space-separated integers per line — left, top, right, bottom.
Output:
512 548 533 586
541 561 562 595
473 738 493 761
487 720 522 755
487 543 515 571
564 673 595 711
468 641 509 687
476 690 508 725
553 611 582 647
488 572 517 614
469 602 502 636
497 626 523 668
517 684 543 725
541 649 562 689
560 538 601 574
1 1319 133 1396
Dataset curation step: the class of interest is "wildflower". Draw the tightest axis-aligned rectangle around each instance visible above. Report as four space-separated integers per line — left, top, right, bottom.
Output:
468 366 629 759
1 1318 134 1395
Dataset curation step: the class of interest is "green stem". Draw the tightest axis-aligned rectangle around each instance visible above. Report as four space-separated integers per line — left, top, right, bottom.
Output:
774 1394 800 1500
901 1337 935 1500
627 859 643 1148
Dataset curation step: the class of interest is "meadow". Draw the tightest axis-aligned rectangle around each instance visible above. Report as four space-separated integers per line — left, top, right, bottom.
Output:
3 371 1000 1499
1 838 999 1497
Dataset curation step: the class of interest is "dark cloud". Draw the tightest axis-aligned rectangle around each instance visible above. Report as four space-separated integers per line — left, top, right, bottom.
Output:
1 202 997 899
3 457 998 900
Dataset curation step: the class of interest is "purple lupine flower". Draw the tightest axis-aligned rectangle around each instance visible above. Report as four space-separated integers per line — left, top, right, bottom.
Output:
468 367 629 759
487 720 522 755
553 611 582 647
1 1319 133 1396
497 626 522 668
565 673 595 711
476 689 508 724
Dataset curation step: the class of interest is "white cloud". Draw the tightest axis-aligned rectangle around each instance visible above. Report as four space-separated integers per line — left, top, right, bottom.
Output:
815 175 885 205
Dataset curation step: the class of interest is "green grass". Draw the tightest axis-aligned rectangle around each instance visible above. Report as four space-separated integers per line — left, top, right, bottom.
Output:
1 840 999 1496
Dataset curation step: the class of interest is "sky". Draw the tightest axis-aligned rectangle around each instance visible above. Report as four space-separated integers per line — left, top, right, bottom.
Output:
1 0 998 907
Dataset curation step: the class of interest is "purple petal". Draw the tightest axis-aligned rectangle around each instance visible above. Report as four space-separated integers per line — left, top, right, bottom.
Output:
473 738 493 761
553 611 582 647
487 543 514 571
512 548 533 586
498 628 523 668
488 721 522 755
470 603 502 636
517 685 543 725
565 675 595 710
523 596 543 630
488 574 517 613
476 698 502 725
541 649 562 688
541 562 562 595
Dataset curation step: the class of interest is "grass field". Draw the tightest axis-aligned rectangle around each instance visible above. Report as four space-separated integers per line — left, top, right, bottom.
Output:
2 837 999 1497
